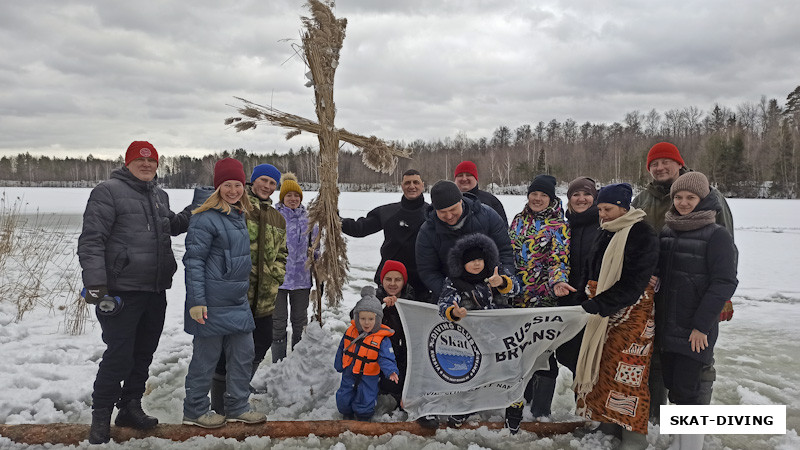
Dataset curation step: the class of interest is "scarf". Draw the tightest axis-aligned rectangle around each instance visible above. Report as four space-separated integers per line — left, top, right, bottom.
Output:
573 208 647 397
664 208 716 232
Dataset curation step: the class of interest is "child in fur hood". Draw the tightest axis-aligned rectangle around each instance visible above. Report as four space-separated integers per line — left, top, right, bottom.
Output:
439 233 521 321
334 286 399 421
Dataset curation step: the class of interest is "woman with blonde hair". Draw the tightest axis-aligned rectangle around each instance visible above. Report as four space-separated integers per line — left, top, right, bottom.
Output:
182 158 265 428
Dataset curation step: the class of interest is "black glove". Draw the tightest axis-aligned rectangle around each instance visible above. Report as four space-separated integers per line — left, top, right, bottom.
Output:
84 286 108 305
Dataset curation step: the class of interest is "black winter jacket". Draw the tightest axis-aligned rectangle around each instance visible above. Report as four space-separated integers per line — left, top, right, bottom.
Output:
656 196 738 364
465 186 508 224
560 206 601 306
580 220 659 317
78 167 191 292
342 195 429 297
415 196 514 297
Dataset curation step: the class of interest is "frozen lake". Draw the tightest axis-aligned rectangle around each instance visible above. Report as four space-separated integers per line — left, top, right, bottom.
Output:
0 187 798 449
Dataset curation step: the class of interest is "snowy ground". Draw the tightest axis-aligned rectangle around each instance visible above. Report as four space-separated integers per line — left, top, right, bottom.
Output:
0 188 798 449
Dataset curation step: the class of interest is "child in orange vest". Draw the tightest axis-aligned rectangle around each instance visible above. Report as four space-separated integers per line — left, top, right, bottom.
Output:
335 286 399 421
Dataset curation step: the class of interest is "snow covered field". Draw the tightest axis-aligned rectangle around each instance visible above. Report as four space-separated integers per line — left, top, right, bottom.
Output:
0 187 798 449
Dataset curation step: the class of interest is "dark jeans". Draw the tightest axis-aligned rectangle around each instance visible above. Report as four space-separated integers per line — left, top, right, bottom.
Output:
216 314 273 375
661 351 705 405
92 291 167 410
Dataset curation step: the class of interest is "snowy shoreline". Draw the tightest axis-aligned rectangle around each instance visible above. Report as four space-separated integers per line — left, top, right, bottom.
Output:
1 188 798 449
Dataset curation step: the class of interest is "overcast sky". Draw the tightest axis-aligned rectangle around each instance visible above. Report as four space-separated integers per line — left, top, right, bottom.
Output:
1 0 798 160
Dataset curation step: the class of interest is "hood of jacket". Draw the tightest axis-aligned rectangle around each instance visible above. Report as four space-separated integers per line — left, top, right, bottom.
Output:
446 232 500 279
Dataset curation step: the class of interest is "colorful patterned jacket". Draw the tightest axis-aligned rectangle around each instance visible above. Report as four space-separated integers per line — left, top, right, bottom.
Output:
246 190 288 318
509 198 570 307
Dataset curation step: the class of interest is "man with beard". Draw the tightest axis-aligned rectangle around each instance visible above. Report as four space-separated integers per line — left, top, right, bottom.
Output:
632 141 735 421
341 169 430 300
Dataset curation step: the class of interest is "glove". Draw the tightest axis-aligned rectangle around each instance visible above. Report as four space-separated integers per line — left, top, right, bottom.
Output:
719 300 734 321
189 305 208 324
190 186 216 210
84 286 108 305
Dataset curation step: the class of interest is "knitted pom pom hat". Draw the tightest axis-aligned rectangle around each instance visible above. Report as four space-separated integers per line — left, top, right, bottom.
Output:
279 172 303 203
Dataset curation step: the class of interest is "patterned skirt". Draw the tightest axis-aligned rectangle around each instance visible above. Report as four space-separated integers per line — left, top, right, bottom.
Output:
576 280 655 434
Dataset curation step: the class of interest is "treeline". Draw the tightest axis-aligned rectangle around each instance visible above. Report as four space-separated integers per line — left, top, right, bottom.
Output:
2 86 798 198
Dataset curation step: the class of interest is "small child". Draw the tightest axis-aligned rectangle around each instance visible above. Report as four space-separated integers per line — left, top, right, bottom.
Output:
439 233 519 321
335 286 400 421
437 233 521 430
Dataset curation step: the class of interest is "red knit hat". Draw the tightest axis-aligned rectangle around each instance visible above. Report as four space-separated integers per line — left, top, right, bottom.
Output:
125 141 159 166
380 260 408 284
647 142 685 168
454 160 479 181
213 158 247 189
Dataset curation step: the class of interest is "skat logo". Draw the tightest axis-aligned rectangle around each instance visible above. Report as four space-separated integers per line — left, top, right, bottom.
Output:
399 220 409 228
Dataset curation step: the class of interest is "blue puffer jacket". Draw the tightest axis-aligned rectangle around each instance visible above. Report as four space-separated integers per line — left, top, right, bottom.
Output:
415 196 514 297
184 207 255 337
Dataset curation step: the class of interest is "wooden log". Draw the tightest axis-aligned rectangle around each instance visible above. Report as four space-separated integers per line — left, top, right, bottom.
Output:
0 420 589 445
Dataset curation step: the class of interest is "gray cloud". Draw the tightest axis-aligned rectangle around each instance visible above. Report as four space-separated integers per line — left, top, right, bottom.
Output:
1 0 798 159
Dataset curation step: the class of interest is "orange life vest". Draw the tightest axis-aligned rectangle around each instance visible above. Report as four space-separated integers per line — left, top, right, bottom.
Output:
341 321 394 376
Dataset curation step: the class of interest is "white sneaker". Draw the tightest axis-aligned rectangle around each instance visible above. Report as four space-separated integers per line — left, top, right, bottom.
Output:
182 411 226 429
226 409 267 424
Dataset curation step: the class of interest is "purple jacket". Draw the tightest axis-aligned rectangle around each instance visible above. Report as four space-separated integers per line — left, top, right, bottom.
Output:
276 202 318 290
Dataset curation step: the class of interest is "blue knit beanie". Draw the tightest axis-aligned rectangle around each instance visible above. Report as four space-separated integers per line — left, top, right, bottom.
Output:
250 164 282 186
597 183 633 210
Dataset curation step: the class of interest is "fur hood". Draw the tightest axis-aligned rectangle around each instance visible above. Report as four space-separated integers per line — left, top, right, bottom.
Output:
446 233 500 279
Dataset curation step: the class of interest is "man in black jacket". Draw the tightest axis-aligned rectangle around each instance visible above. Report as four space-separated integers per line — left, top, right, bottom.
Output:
454 160 508 224
341 169 430 300
77 141 192 444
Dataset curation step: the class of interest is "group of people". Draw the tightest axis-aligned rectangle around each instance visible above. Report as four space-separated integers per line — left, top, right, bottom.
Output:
336 142 737 450
78 142 316 443
79 140 738 450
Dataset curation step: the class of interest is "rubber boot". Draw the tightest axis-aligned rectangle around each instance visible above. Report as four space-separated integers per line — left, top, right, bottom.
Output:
88 407 112 444
272 339 287 363
114 399 158 429
210 373 226 415
618 428 649 450
529 375 557 418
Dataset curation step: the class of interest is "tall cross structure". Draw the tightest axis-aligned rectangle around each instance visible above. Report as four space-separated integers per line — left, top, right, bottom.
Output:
226 0 411 307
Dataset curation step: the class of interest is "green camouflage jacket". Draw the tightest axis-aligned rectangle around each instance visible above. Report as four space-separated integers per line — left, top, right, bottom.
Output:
246 191 288 318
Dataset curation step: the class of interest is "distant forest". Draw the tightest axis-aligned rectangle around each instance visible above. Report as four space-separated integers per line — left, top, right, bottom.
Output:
2 86 798 198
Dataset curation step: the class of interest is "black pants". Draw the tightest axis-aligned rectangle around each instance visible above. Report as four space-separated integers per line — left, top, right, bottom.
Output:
216 314 273 375
93 291 167 410
556 328 584 376
661 351 705 405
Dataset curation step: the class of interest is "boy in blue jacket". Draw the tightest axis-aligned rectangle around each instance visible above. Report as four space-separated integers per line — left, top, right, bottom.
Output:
335 286 399 421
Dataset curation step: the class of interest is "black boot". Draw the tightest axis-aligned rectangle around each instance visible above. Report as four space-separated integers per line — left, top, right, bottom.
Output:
505 403 524 435
89 407 112 444
114 399 158 429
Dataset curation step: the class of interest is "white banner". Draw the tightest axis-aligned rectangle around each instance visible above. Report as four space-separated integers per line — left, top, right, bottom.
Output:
396 299 589 419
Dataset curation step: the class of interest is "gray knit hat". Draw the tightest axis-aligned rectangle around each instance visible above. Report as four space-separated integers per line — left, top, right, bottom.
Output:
670 172 710 199
352 286 384 332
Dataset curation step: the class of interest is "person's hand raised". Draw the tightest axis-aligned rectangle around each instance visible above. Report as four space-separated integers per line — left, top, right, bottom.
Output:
487 267 503 288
